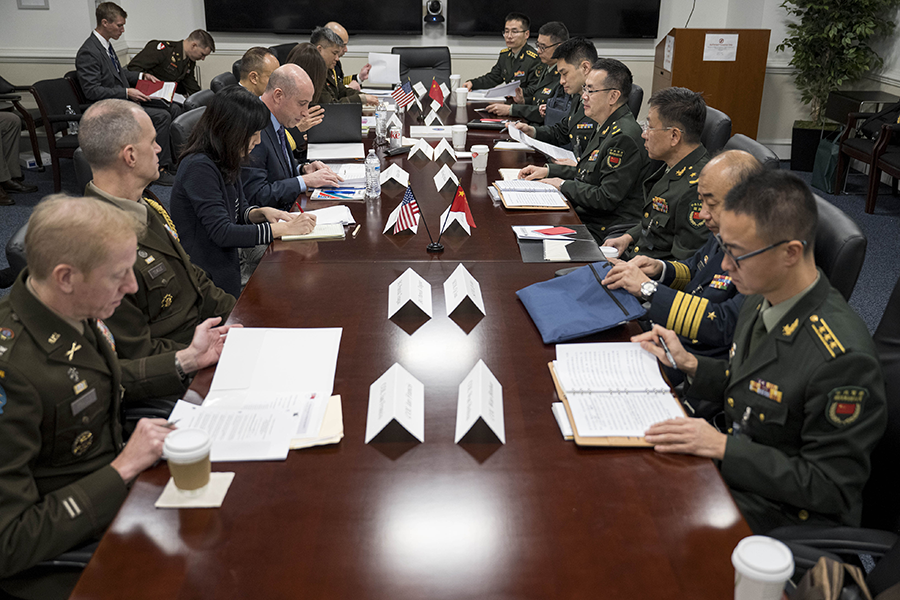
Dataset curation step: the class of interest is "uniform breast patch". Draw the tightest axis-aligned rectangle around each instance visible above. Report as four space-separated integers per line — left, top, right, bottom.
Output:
0 328 13 341
749 379 782 402
607 148 624 168
710 273 732 289
689 201 706 228
652 197 668 213
826 386 867 426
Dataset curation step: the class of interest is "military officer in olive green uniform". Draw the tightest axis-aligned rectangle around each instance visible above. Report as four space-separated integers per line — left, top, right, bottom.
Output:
638 171 887 533
519 59 649 242
605 87 711 261
465 12 540 93
513 38 598 158
312 26 377 105
485 21 568 123
0 196 232 598
78 100 235 370
126 29 215 97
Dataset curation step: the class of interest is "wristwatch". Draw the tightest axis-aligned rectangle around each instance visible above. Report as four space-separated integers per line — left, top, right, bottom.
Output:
640 280 658 301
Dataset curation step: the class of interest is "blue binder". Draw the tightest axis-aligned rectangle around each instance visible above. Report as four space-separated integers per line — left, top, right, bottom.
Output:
516 261 646 344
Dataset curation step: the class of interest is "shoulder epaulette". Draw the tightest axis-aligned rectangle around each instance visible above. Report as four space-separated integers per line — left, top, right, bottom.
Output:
500 48 510 54
526 50 538 59
610 123 622 136
808 315 846 360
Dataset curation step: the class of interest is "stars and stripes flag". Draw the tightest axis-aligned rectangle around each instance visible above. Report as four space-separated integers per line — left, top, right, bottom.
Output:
391 81 416 108
394 186 421 233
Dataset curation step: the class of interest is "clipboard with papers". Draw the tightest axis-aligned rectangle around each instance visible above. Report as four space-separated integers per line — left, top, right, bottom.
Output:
494 182 570 210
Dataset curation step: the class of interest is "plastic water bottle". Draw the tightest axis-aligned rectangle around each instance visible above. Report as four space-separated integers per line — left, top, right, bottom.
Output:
375 100 387 145
365 149 381 201
65 105 79 135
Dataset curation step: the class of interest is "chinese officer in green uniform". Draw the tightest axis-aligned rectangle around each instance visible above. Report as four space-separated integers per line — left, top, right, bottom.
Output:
485 21 568 123
635 170 887 533
0 195 234 599
605 87 711 261
126 29 215 97
465 12 541 93
78 99 235 369
513 38 598 160
519 58 649 242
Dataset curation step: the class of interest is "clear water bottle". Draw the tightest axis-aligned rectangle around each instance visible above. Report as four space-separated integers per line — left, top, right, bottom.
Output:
65 105 79 135
375 100 387 145
365 149 381 201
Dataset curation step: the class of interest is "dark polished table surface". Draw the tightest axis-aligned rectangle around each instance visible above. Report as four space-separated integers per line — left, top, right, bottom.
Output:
69 102 751 600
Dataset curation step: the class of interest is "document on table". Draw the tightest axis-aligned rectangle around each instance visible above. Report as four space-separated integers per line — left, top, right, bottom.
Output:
500 191 568 208
508 124 577 162
494 179 557 192
543 239 573 261
367 52 401 84
330 163 366 185
468 80 521 102
566 392 684 438
512 225 578 241
306 205 355 225
307 143 365 160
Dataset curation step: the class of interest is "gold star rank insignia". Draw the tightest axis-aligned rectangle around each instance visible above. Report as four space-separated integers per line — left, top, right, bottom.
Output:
65 342 82 361
707 311 716 320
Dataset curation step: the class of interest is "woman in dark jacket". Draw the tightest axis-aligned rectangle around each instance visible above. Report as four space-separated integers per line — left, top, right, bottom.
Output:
170 86 316 296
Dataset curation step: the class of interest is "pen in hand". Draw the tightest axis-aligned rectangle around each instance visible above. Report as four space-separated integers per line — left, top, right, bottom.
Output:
648 320 677 368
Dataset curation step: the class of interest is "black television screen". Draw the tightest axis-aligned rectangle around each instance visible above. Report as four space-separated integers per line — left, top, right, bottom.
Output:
447 0 661 39
204 0 423 35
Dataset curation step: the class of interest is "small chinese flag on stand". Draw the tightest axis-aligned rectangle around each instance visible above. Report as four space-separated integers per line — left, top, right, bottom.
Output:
439 185 476 235
428 78 444 107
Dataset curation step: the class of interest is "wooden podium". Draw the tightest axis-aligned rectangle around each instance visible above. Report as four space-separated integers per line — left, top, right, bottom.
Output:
652 28 770 139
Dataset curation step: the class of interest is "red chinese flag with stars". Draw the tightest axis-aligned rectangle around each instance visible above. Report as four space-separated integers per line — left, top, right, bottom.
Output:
428 78 444 107
450 185 475 227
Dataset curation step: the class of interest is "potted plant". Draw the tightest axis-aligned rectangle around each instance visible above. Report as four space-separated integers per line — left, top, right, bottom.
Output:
776 0 900 171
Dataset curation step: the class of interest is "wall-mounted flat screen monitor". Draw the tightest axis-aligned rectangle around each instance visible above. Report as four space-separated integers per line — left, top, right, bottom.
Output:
204 0 424 35
447 0 661 39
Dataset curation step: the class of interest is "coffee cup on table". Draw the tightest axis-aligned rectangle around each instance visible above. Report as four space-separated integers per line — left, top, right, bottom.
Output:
471 144 489 172
450 74 461 90
731 535 794 600
164 428 212 494
451 125 468 150
455 88 468 105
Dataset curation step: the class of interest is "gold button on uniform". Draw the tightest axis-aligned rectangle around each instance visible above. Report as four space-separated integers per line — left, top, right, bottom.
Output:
725 369 730 377
727 427 733 434
759 413 765 422
727 397 734 407
799 509 809 521
644 212 649 218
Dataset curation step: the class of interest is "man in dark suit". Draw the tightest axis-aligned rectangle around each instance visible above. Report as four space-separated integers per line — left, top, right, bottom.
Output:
75 2 179 185
243 64 342 210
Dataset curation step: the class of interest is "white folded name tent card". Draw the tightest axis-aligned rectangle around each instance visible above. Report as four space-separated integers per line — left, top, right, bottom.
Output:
424 110 443 126
433 163 460 191
433 138 457 163
388 113 403 129
413 81 428 98
380 163 409 187
443 263 485 316
365 363 425 443
454 359 505 443
408 138 434 161
440 82 450 100
388 267 433 319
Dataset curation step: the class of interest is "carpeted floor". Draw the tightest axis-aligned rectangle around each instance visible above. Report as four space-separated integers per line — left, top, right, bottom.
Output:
1 158 898 333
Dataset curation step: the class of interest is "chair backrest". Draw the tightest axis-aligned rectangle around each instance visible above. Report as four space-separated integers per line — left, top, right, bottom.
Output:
232 59 242 82
865 273 900 535
73 147 93 194
64 70 87 104
183 88 215 111
210 72 237 94
813 194 866 300
627 84 643 119
391 46 452 89
723 134 780 170
31 78 81 136
5 223 28 280
171 106 207 163
701 106 732 154
268 43 298 66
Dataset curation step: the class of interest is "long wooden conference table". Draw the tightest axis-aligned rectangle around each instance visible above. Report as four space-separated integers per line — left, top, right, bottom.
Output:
70 100 751 599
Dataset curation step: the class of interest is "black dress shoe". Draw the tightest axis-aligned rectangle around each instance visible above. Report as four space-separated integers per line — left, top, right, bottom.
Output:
0 188 13 206
153 170 175 187
2 179 38 194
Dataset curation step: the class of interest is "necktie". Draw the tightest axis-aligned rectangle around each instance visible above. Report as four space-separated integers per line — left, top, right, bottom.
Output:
276 125 292 172
746 311 769 359
108 44 121 73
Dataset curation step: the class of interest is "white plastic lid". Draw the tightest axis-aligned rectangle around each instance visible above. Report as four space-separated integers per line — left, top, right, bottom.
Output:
452 125 467 131
731 536 794 582
163 428 211 464
600 246 619 258
471 145 489 152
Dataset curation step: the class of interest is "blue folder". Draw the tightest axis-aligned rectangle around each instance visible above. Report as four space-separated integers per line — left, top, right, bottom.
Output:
516 261 646 344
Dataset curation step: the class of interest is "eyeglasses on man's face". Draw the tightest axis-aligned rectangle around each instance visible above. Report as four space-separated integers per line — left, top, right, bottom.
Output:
714 233 807 268
502 29 526 36
582 85 617 97
536 41 561 52
639 120 680 134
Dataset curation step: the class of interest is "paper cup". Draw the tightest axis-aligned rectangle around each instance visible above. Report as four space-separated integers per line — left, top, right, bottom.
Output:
471 144 489 172
164 428 212 493
600 246 619 259
450 74 461 89
451 125 468 150
455 87 468 105
732 536 794 600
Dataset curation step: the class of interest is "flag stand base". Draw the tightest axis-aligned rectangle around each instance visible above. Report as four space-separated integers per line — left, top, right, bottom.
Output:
426 242 444 253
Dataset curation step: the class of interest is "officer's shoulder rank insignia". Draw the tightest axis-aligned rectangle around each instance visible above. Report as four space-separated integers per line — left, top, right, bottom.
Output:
652 196 668 213
589 149 601 162
610 125 621 136
826 386 867 426
809 315 846 359
500 48 510 54
782 318 799 337
48 332 60 344
607 147 624 168
749 379 782 403
688 201 705 228
689 171 700 185
676 166 687 177
526 50 538 59
710 273 732 290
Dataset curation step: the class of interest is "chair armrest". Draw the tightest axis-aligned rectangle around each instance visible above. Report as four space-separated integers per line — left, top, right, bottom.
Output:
846 112 876 126
45 114 82 124
769 525 897 558
0 93 22 102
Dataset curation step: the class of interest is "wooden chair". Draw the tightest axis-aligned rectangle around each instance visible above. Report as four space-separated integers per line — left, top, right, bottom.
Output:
30 78 82 192
0 75 44 171
834 112 900 212
866 125 900 213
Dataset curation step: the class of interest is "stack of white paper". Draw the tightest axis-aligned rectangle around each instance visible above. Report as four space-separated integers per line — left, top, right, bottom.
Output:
307 205 355 225
508 124 577 162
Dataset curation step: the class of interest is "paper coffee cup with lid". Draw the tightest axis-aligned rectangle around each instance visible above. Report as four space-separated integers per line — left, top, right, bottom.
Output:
164 428 212 494
732 535 794 600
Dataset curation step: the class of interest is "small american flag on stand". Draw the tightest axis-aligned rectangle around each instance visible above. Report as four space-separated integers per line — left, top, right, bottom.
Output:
395 186 421 233
391 81 416 109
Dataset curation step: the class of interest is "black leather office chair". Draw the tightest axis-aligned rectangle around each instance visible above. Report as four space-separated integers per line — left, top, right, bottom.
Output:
268 43 298 66
3 223 27 288
232 59 242 81
701 106 732 154
210 72 237 93
63 70 88 105
812 194 866 301
171 107 206 164
391 46 452 89
723 134 780 170
183 88 215 111
30 78 82 192
73 147 92 194
627 84 643 118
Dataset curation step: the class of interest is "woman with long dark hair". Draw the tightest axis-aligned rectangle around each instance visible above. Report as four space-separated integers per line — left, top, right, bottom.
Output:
286 42 328 162
170 86 315 296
